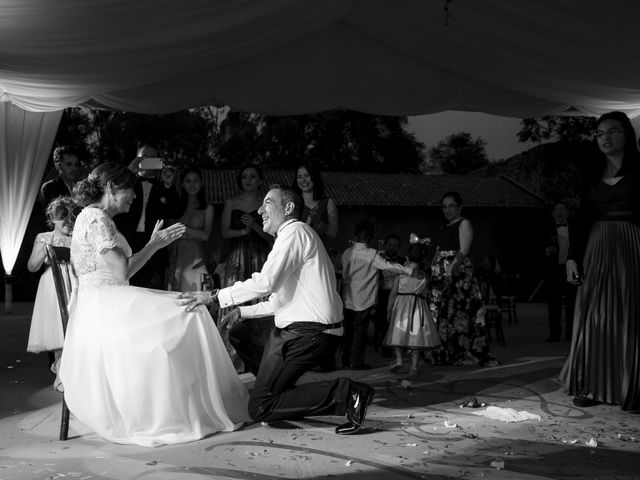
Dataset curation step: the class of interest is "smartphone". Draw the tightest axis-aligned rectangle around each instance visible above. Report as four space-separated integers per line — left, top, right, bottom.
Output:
138 157 164 170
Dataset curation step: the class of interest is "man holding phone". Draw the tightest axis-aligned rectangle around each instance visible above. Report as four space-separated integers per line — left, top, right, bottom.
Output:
114 145 168 288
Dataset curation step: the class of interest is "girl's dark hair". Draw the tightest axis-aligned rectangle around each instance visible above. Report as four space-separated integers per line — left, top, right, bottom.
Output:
407 243 429 263
292 163 326 201
179 166 207 210
74 162 137 206
441 191 463 206
589 111 640 182
236 163 265 191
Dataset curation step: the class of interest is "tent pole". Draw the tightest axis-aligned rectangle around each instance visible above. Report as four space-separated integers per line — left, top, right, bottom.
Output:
4 274 13 314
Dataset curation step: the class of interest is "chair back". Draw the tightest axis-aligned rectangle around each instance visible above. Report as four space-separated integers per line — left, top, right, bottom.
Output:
45 244 76 441
45 245 74 335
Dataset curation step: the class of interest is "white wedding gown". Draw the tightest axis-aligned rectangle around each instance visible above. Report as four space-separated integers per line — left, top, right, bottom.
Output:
59 207 250 447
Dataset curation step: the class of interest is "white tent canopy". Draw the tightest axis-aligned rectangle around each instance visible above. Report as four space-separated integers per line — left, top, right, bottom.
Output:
1 0 640 117
2 0 640 282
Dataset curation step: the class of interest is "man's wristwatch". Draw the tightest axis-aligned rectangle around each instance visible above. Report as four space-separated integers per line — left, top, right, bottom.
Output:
208 289 220 305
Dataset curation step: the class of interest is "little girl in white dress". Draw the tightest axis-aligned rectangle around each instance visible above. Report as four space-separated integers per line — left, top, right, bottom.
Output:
384 243 440 376
27 197 79 391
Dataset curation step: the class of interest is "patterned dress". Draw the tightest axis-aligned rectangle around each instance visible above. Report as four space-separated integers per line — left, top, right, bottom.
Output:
429 218 498 366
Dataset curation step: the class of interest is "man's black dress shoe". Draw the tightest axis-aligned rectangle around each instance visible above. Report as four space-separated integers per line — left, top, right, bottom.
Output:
335 384 375 435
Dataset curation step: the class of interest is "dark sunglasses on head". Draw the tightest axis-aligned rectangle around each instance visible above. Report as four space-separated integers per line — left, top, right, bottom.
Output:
52 204 82 222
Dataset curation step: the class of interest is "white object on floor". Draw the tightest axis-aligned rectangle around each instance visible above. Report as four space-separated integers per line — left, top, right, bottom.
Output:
471 406 541 422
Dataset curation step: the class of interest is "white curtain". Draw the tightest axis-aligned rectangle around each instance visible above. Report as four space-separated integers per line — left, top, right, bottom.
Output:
0 102 62 275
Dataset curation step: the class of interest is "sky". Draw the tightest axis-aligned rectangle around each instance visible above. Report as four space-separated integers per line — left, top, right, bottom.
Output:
408 111 640 162
407 111 536 162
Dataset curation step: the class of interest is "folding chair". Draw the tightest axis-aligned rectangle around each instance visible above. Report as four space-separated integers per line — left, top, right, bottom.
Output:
45 244 75 441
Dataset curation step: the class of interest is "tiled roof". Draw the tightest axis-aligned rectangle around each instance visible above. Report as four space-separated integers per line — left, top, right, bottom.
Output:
202 170 546 208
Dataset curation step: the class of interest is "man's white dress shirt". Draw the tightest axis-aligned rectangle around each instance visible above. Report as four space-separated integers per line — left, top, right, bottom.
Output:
218 219 343 335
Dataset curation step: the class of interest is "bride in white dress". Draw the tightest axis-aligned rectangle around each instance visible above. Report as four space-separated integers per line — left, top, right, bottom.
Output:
59 162 250 447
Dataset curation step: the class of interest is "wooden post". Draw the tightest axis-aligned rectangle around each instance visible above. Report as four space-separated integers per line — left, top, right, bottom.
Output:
4 274 13 314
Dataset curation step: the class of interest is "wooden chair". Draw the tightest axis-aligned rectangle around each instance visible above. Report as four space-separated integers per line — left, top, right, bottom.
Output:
45 244 75 441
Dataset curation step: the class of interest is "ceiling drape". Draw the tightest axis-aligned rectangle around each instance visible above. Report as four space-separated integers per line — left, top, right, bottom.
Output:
1 0 640 117
2 0 640 279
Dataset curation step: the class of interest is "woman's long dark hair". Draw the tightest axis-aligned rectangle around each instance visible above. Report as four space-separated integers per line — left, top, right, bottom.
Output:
292 163 326 201
74 162 137 206
178 166 207 211
236 163 265 191
588 111 640 183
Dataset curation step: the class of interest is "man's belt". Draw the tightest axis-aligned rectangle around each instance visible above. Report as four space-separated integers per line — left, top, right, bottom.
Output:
283 321 343 335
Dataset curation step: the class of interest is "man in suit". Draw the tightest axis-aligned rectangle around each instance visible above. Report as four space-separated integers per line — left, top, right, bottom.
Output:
40 146 81 205
544 201 578 342
114 145 168 288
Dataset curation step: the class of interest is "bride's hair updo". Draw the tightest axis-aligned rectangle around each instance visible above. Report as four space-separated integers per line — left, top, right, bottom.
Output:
74 162 138 206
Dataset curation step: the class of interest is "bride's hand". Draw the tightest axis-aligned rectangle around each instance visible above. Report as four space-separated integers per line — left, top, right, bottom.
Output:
149 220 186 249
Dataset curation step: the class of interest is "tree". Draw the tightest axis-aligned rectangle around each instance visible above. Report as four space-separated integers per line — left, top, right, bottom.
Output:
517 115 596 143
51 107 427 173
249 109 426 172
429 132 488 174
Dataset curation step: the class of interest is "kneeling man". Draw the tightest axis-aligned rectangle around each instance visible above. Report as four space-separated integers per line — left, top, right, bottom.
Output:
179 185 374 435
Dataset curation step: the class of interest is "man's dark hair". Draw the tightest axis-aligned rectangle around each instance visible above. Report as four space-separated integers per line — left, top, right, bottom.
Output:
354 220 374 240
53 146 78 167
270 184 303 220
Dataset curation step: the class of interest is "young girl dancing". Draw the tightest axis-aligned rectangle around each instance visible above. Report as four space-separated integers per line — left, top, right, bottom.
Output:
384 242 440 376
27 196 80 391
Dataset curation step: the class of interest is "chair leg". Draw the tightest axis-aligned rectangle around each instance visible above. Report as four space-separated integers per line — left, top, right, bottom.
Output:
59 397 70 441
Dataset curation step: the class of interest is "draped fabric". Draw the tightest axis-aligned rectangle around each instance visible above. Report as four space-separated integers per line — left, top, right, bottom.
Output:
0 0 639 117
0 103 61 275
3 0 640 278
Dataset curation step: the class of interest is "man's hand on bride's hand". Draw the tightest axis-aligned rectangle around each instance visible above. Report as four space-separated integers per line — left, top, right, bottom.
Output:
177 290 216 312
150 220 186 249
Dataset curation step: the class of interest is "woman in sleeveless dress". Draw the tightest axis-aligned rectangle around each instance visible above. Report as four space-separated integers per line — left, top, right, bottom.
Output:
220 164 273 371
168 167 214 292
292 163 338 248
429 191 498 366
59 163 250 447
561 112 640 411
